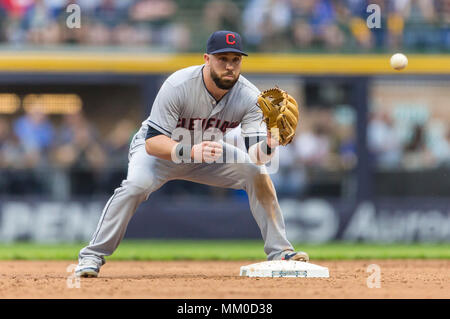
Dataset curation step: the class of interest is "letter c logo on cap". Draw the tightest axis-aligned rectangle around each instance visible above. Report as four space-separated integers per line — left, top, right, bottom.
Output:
226 33 236 45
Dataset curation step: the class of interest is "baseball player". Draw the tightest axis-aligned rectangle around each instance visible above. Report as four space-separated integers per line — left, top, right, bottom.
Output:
75 30 308 277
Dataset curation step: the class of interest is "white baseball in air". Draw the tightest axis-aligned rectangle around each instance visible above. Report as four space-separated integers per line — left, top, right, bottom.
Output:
390 53 408 71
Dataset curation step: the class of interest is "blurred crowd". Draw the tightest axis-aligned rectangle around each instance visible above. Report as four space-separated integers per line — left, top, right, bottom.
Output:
272 105 450 197
0 105 136 198
0 0 190 50
0 0 448 52
368 110 450 171
1 101 449 198
271 106 357 197
243 0 450 52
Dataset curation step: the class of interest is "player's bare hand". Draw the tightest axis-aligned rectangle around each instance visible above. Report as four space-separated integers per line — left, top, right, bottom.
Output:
191 141 223 163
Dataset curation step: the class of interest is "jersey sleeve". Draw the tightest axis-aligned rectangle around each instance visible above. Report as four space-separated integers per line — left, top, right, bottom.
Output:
240 101 267 138
147 80 181 137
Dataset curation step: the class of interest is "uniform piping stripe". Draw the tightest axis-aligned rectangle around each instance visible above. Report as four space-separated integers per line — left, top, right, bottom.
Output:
91 191 117 245
148 121 171 136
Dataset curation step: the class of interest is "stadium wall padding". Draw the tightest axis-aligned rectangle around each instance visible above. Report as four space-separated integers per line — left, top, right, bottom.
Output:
0 196 448 242
0 53 449 74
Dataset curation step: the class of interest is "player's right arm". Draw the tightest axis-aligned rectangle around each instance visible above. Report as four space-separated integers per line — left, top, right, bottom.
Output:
143 80 182 161
145 133 178 161
145 132 222 162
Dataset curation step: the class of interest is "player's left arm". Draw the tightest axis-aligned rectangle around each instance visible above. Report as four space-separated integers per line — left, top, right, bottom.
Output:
246 135 277 165
241 102 277 165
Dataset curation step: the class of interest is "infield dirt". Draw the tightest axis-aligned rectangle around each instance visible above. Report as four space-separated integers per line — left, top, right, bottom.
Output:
0 260 448 298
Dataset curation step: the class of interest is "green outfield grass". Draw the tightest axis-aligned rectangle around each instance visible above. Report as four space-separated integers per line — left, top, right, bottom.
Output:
0 240 449 261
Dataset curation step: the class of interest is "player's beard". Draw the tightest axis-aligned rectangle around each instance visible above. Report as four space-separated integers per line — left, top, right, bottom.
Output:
210 68 239 90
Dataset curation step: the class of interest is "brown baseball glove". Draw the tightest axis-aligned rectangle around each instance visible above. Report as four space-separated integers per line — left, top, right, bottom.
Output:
257 87 299 146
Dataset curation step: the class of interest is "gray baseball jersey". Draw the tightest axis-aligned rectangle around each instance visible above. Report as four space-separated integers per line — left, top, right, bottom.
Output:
132 65 266 147
79 65 296 266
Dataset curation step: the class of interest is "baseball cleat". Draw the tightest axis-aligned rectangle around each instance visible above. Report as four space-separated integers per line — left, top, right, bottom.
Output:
75 259 100 278
281 251 309 262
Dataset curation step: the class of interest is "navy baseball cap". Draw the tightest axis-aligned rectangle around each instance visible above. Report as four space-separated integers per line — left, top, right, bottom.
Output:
206 30 248 56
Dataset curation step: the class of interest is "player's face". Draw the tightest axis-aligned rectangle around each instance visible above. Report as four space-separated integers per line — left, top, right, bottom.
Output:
208 53 242 90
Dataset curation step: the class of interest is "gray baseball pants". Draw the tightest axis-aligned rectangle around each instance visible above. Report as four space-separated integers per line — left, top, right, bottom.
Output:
78 140 295 265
